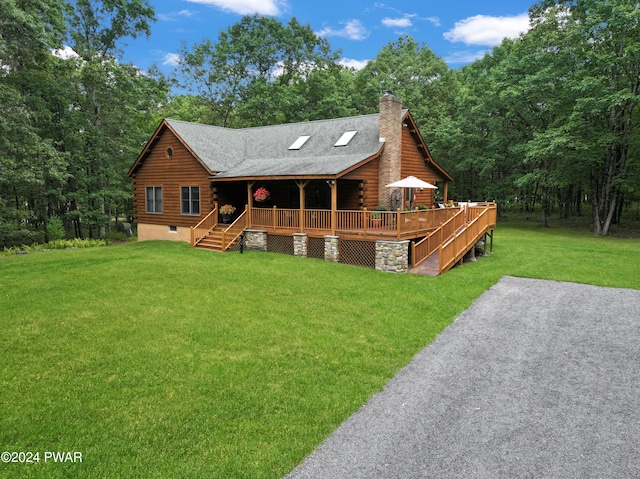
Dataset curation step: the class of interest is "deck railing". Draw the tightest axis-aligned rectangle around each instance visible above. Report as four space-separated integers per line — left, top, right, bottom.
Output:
221 208 247 251
411 202 497 271
191 204 218 246
411 207 466 267
250 206 460 238
439 205 494 273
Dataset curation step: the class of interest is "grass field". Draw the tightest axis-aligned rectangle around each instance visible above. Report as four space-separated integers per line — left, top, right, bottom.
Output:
1 222 639 478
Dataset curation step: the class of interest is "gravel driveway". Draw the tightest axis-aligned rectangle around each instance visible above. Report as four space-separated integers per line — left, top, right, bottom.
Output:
286 276 640 479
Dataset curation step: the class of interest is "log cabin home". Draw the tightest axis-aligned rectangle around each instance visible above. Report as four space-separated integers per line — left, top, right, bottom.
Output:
128 93 496 274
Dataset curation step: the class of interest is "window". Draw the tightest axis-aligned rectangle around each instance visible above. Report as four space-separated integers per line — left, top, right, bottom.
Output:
289 135 311 150
334 130 357 147
181 186 200 215
146 186 162 214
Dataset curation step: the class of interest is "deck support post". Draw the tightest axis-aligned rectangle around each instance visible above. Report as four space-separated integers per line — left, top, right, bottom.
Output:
293 233 308 257
375 240 410 273
324 236 339 263
243 229 267 252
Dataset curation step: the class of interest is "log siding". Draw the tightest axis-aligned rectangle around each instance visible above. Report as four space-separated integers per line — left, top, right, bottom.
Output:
131 128 213 228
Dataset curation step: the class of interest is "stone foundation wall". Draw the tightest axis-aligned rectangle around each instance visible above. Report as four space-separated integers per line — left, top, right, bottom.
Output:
375 240 410 273
245 231 410 274
244 230 267 252
324 236 339 262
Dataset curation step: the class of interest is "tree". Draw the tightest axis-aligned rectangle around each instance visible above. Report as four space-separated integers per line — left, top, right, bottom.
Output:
354 36 453 142
530 0 640 235
0 0 167 244
177 15 341 127
0 0 68 245
58 56 168 238
65 0 155 59
54 0 164 238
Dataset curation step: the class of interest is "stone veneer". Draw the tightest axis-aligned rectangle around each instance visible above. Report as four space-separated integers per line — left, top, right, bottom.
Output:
293 233 308 257
375 240 410 273
244 229 267 252
378 93 403 208
324 236 339 262
245 231 410 274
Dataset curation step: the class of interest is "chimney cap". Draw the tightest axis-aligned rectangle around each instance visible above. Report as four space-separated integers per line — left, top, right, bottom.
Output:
383 90 394 96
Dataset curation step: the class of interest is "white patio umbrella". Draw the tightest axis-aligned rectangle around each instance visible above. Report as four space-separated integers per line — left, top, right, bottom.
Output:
385 176 437 209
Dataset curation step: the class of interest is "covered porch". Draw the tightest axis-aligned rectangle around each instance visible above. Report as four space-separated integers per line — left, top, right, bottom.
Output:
209 176 451 239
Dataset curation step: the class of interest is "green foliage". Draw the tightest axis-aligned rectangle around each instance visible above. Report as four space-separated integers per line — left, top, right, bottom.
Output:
177 15 344 127
66 0 155 58
1 238 106 256
46 216 66 241
437 0 640 234
2 0 639 248
0 0 169 243
354 35 454 141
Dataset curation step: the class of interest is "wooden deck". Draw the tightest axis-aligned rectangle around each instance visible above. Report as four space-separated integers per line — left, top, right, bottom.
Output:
192 203 497 275
247 206 464 241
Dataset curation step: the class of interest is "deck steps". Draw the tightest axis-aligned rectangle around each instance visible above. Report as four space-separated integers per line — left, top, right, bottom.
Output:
194 225 227 252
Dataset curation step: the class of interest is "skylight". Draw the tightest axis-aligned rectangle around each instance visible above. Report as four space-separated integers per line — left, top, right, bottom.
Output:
289 135 311 150
334 130 357 147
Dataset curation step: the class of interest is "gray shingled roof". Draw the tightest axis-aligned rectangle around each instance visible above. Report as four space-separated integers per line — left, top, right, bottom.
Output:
165 112 402 178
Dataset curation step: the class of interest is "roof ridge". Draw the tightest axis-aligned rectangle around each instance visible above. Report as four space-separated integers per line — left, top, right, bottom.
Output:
237 112 380 132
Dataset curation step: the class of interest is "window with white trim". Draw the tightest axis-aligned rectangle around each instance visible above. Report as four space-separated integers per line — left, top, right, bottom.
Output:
181 186 200 215
146 186 162 214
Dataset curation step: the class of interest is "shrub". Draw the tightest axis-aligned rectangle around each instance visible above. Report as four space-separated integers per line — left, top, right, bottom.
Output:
47 216 66 241
1 238 106 256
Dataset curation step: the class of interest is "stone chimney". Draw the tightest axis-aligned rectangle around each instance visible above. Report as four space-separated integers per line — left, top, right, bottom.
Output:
378 92 402 209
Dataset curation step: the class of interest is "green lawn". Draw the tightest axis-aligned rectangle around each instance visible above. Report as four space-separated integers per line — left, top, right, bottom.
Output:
1 224 639 478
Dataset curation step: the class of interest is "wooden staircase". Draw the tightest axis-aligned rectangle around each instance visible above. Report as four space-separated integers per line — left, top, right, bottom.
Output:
191 207 247 252
194 225 241 252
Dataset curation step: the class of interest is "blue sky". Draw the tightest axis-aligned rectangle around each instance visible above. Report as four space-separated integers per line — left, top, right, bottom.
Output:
122 0 537 74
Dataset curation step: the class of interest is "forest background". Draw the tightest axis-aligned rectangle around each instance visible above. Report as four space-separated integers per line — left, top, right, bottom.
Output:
1 0 638 247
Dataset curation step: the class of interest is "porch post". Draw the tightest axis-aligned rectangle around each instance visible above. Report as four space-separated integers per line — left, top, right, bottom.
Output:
247 182 254 227
443 182 449 203
297 180 309 232
329 180 337 234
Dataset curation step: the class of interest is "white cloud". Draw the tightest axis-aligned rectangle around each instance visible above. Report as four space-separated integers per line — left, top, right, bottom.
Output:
162 53 181 66
52 46 80 60
381 16 413 29
157 10 195 22
338 58 370 71
316 19 369 41
444 13 530 46
184 0 284 16
426 16 440 27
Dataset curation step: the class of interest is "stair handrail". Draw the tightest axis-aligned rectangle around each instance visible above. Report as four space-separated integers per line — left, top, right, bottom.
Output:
411 207 465 268
439 207 492 273
191 204 218 247
221 207 247 251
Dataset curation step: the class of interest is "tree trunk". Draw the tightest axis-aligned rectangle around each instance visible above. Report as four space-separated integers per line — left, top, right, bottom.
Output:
539 186 549 227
